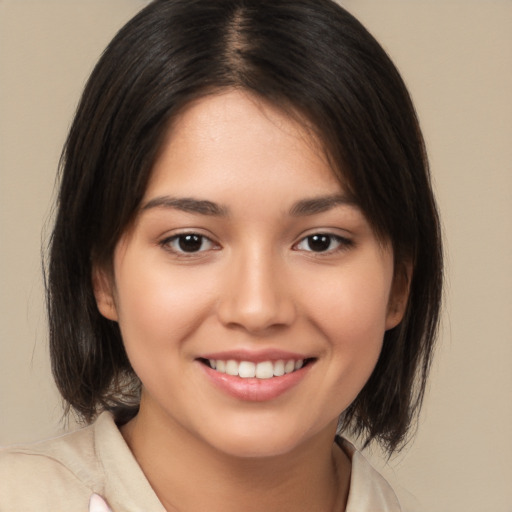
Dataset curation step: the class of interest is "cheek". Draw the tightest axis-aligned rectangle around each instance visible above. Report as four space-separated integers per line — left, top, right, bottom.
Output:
306 256 393 339
112 260 220 403
299 255 393 395
112 255 216 358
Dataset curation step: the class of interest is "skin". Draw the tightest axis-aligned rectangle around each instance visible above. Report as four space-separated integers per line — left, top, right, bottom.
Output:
94 90 408 511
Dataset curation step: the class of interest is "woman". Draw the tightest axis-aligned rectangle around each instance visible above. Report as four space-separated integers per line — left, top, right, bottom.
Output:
0 1 442 510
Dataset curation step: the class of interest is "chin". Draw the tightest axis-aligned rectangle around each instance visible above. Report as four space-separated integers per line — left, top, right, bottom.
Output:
209 432 302 459
195 415 331 460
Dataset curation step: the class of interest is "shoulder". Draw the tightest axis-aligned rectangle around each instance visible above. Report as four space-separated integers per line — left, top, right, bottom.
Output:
337 437 416 512
0 416 105 510
0 412 164 511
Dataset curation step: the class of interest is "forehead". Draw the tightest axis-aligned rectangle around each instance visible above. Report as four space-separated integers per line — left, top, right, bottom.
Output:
144 90 346 204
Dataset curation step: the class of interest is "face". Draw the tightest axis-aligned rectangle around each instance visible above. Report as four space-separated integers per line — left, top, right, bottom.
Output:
95 90 407 458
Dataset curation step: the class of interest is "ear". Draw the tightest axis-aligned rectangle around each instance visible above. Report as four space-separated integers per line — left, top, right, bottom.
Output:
92 265 118 321
385 261 412 330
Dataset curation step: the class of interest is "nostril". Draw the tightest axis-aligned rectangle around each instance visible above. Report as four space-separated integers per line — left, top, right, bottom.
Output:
216 296 297 333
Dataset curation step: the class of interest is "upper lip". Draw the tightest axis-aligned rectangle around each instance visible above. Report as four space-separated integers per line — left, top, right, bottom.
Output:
198 349 313 363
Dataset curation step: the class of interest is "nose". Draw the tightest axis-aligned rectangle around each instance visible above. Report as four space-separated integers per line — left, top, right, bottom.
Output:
216 248 296 334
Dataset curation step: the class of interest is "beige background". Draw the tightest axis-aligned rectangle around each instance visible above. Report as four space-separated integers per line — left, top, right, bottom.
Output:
1 1 511 510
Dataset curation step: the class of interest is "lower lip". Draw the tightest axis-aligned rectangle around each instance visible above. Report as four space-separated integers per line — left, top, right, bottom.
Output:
200 362 312 402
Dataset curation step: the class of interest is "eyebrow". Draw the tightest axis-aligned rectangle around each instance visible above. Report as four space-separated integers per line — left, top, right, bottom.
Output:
289 194 358 216
141 196 228 216
141 193 358 217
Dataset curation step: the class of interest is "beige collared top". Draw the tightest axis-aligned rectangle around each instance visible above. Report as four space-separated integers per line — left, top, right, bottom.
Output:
0 412 405 511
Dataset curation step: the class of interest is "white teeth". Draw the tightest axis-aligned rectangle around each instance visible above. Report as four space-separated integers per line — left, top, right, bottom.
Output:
226 360 239 376
238 361 256 378
284 360 295 374
207 358 306 379
273 360 285 377
255 361 274 379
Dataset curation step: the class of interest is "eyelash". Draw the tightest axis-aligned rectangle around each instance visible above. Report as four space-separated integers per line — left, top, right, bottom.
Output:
160 233 219 256
293 233 354 254
160 232 353 257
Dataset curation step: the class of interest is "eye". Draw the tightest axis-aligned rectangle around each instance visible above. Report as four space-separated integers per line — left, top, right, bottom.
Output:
161 233 217 254
295 233 352 253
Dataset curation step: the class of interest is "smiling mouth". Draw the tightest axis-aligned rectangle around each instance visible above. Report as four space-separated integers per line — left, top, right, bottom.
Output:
198 358 316 379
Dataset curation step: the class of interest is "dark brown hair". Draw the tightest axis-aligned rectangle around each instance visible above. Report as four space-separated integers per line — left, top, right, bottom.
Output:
48 0 442 453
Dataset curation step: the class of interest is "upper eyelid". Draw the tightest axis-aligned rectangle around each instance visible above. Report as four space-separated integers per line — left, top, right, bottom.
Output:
295 233 350 243
159 232 220 252
293 232 354 252
293 227 354 243
159 228 217 242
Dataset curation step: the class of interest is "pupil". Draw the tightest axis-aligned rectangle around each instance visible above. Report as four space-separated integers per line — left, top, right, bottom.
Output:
178 234 202 252
308 234 330 252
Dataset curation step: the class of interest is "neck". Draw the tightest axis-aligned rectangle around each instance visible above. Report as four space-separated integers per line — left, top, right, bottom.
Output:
121 400 351 512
